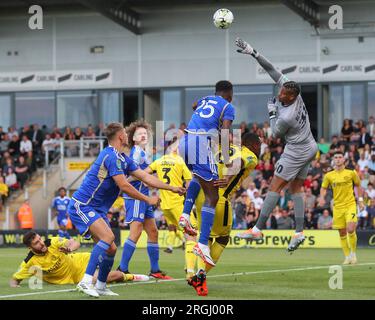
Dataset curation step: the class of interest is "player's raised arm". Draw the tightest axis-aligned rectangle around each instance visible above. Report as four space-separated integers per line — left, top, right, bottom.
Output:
112 174 159 206
236 38 287 85
130 168 186 196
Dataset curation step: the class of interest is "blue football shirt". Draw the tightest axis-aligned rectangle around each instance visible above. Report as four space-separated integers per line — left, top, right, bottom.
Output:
186 95 235 133
72 146 138 214
124 145 151 198
52 196 71 220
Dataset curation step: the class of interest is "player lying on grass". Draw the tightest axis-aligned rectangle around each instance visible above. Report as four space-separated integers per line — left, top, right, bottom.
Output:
320 151 362 265
146 137 191 254
235 38 318 252
178 81 235 267
187 133 261 296
10 232 149 288
68 122 185 297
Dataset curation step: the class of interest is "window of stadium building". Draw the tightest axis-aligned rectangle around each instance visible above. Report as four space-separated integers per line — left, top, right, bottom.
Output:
232 85 274 127
0 94 12 129
57 91 98 128
15 92 55 128
162 90 182 129
99 91 120 124
329 84 366 137
368 82 375 118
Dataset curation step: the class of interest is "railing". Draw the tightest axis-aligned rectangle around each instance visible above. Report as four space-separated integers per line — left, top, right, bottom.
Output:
43 138 105 198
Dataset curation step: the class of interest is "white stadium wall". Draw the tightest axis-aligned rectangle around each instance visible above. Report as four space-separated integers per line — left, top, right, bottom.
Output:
0 2 374 91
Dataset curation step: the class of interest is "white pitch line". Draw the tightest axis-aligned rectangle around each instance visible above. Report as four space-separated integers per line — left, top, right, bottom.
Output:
1 262 374 299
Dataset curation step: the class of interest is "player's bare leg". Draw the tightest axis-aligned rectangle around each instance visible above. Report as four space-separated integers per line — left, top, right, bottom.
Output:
287 178 306 253
346 222 358 264
237 175 288 240
192 178 219 266
77 218 118 297
144 218 173 280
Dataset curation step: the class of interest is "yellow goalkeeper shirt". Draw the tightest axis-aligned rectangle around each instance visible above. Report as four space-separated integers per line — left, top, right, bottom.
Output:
12 237 90 285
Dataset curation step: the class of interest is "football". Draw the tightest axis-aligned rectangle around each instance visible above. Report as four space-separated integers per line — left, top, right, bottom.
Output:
213 8 234 29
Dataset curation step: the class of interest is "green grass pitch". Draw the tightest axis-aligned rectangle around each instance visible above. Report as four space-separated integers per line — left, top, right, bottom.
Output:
0 247 374 300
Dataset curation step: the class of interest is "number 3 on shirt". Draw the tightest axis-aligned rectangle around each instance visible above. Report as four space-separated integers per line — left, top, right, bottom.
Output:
196 100 217 119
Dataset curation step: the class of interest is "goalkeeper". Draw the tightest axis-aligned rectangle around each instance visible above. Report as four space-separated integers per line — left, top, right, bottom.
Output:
235 38 318 252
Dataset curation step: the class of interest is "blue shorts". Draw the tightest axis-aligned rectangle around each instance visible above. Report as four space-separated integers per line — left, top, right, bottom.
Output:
125 198 154 224
68 198 110 239
57 216 68 227
178 134 218 181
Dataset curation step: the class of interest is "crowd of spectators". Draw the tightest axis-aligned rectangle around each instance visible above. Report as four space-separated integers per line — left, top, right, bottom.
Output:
230 118 375 230
0 123 104 210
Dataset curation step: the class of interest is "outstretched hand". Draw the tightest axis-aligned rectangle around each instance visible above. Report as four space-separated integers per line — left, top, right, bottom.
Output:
235 38 258 57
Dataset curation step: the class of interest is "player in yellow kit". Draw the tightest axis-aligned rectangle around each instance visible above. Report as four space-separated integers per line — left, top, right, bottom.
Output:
148 139 192 254
188 132 261 296
320 151 362 265
10 231 148 288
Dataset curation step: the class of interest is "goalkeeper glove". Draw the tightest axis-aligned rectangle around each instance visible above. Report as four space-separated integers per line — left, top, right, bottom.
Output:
268 97 277 120
235 38 260 58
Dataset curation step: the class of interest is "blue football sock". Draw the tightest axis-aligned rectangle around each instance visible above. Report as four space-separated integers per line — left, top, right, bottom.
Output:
64 231 71 239
85 240 110 276
98 253 115 283
199 206 215 245
58 229 65 237
147 242 160 273
183 176 201 215
119 238 136 272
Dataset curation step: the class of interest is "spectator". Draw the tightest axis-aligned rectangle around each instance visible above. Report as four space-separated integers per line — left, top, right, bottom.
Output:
266 209 278 229
329 135 341 155
42 134 57 162
304 188 316 211
31 124 44 151
276 210 294 229
0 133 9 153
262 160 274 181
5 167 19 191
246 202 259 228
8 135 20 157
63 126 75 140
357 197 368 230
96 122 105 137
311 180 321 197
318 137 330 154
7 127 18 140
367 198 375 229
234 192 249 229
278 189 290 210
246 183 258 201
368 154 375 174
305 210 317 229
271 145 283 164
3 158 14 174
367 116 375 137
20 135 33 155
74 127 83 140
263 121 272 139
15 156 29 189
341 119 354 142
261 147 272 162
252 190 264 210
365 183 375 202
17 200 34 230
50 126 62 139
259 179 269 199
317 209 333 229
359 127 372 149
0 176 8 211
310 160 323 182
358 152 369 172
